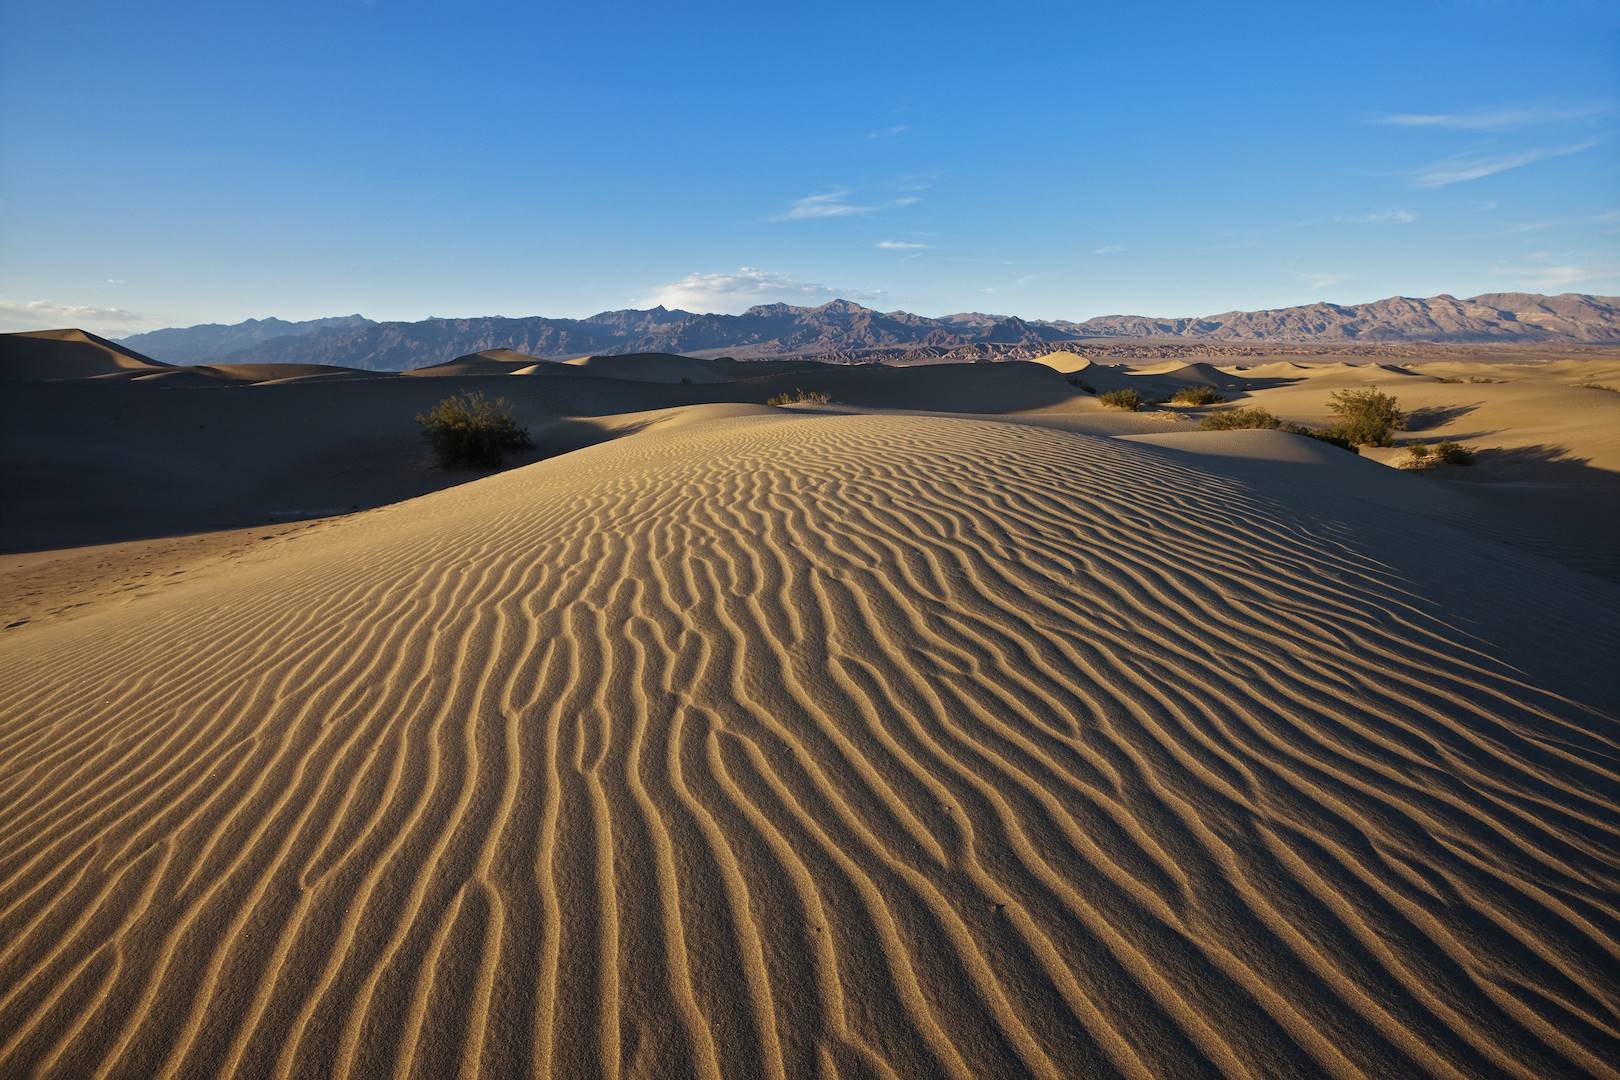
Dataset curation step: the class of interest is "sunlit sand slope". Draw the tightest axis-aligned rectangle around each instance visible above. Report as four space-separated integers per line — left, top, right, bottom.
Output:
1 413 1617 1079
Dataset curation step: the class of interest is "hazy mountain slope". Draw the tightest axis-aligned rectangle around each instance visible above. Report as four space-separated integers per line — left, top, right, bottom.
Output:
1080 293 1620 342
120 315 373 364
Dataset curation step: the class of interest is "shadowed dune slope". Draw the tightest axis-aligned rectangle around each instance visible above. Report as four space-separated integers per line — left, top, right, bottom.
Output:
1 413 1618 1078
0 329 170 380
562 352 731 384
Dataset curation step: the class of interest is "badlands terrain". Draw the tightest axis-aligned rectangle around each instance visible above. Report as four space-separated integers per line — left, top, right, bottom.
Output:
1 329 1618 1078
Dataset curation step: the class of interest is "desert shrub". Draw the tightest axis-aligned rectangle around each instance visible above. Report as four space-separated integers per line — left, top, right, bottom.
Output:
416 391 533 468
1199 407 1279 430
766 387 832 406
1067 375 1097 394
1286 423 1359 453
1468 375 1500 384
1403 443 1434 468
1434 376 1464 384
1326 388 1406 446
1434 440 1474 465
1170 385 1225 405
1099 388 1142 411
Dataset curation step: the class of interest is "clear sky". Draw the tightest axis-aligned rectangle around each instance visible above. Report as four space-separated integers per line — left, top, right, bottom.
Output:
2 0 1617 334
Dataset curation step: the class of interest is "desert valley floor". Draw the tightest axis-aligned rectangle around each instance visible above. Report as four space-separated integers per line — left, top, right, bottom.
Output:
1 332 1618 1078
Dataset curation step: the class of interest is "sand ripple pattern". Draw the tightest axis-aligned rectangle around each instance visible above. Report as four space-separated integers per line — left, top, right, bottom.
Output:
1 414 1617 1079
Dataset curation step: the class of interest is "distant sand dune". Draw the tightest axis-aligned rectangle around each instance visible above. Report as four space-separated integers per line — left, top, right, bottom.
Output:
2 413 1616 1078
0 330 168 381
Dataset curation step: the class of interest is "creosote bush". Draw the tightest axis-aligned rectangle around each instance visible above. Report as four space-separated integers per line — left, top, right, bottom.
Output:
1169 385 1225 406
1099 388 1142 411
766 387 833 406
1326 388 1406 447
1199 407 1278 430
1067 375 1097 394
1404 443 1434 468
416 390 534 469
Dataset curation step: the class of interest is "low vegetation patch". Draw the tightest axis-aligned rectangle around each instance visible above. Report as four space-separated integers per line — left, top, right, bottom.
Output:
766 387 833 406
1326 388 1406 447
1198 408 1358 452
416 391 534 469
1066 375 1097 394
1099 388 1142 411
1169 385 1225 406
1199 407 1278 430
1576 381 1617 393
1403 440 1474 469
1286 423 1358 453
1435 440 1474 465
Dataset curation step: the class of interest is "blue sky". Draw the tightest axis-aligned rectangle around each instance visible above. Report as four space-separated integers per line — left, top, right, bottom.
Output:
2 0 1616 334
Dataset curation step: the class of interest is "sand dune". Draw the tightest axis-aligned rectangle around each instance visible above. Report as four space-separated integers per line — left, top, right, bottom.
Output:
0 330 169 381
563 352 731 384
407 350 551 377
2 410 1617 1078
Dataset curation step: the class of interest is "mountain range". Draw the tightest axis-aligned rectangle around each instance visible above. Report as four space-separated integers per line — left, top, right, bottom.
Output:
116 292 1620 369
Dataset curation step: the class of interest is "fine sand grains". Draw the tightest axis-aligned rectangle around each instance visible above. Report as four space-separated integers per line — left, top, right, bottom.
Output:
1 413 1617 1078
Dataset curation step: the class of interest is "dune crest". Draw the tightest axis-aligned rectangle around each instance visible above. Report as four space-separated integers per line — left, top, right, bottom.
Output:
1 412 1616 1078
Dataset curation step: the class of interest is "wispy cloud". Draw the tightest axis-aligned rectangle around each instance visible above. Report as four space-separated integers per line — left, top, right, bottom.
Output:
1335 209 1418 224
776 189 870 220
1297 272 1348 293
1408 139 1600 187
1506 210 1620 234
876 240 929 250
642 268 874 314
1375 104 1609 130
0 298 148 333
773 187 922 221
1093 244 1124 255
866 124 910 139
1488 262 1620 291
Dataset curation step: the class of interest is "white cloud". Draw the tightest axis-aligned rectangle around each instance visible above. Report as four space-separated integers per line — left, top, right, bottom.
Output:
1375 104 1609 130
773 187 922 221
866 124 910 139
0 298 148 334
642 268 873 314
1335 209 1417 224
1093 244 1124 255
1409 139 1599 187
876 240 928 250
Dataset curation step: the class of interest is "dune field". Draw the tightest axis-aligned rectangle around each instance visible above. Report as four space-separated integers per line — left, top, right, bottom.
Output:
2 335 1619 1078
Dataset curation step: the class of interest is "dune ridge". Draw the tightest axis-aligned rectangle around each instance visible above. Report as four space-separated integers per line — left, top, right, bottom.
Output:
1 413 1618 1078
